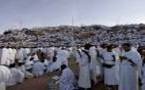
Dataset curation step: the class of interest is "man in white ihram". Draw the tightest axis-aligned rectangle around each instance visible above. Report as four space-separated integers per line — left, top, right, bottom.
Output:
89 46 101 85
6 64 25 86
102 45 118 90
32 60 45 77
0 65 11 90
119 43 141 90
59 64 76 90
78 44 91 90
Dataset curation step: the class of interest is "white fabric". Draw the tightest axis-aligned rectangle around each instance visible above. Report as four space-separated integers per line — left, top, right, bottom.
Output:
141 85 145 90
24 48 31 56
56 49 69 67
119 50 141 90
97 47 106 77
103 51 118 85
9 48 17 64
32 61 45 77
6 68 24 86
78 50 91 88
16 48 30 62
15 48 24 62
75 49 81 63
89 46 101 84
16 65 26 77
0 48 3 64
46 60 53 72
0 82 6 90
113 48 121 82
141 64 145 90
1 48 10 65
59 68 76 90
25 56 34 70
0 65 11 89
50 49 69 72
33 54 39 61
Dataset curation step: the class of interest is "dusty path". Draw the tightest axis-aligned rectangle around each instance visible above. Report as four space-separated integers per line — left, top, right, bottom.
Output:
7 75 49 90
6 75 105 90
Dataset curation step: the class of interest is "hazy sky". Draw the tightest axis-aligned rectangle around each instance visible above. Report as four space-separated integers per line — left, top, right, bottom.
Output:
0 0 145 32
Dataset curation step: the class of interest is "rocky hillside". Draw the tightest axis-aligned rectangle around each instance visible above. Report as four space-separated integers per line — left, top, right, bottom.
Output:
1 24 145 47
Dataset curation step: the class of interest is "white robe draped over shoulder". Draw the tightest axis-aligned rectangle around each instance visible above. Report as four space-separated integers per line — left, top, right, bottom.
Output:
141 63 145 90
0 65 11 90
1 48 10 65
89 46 101 84
59 68 76 90
32 61 45 77
102 51 118 85
119 50 141 90
78 50 91 88
6 68 25 86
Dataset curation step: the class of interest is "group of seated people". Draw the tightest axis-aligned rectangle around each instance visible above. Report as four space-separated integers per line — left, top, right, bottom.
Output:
0 47 70 90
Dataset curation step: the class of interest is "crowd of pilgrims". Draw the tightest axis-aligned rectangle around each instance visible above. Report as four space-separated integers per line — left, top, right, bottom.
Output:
0 43 145 90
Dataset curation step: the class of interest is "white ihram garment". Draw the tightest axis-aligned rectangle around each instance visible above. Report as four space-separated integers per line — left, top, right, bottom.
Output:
0 65 11 90
59 68 76 90
103 51 118 85
78 50 91 88
119 50 141 90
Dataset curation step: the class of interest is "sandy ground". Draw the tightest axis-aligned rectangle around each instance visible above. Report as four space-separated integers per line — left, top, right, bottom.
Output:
7 76 105 90
7 75 49 90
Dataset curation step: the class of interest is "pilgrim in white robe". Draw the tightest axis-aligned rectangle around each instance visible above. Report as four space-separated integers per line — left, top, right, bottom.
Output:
56 49 69 67
43 59 49 67
75 49 81 64
6 67 25 86
59 67 76 90
46 60 54 73
89 46 101 84
0 65 11 90
44 48 56 64
24 56 34 78
0 48 3 64
119 50 141 90
46 47 57 72
50 49 69 72
25 55 34 70
15 48 24 62
8 48 17 64
25 48 31 54
47 49 59 72
78 50 91 89
21 48 28 61
74 49 82 77
141 62 145 90
96 47 107 77
112 48 121 83
1 48 10 65
16 64 26 77
102 51 118 86
32 61 45 77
